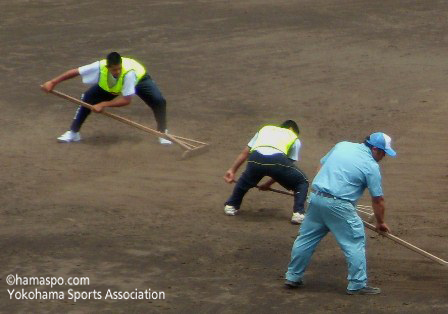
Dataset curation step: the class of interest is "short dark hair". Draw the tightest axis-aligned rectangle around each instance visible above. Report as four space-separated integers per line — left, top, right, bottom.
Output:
363 135 384 152
280 120 300 136
363 135 373 148
106 52 122 67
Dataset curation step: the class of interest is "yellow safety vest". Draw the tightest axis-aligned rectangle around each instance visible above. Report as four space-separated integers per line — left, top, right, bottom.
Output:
98 57 146 95
250 125 298 155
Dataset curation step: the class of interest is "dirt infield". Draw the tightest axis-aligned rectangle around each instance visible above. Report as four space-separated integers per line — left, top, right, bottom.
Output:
1 0 447 313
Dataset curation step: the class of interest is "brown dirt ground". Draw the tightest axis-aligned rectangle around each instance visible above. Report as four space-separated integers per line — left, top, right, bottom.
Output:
1 0 447 313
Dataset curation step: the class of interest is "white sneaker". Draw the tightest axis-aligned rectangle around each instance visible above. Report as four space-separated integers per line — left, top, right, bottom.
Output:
158 129 172 145
224 205 239 216
57 131 81 143
158 137 172 145
291 212 305 224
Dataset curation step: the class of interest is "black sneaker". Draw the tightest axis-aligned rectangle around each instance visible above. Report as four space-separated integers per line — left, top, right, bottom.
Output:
284 280 304 289
346 286 381 295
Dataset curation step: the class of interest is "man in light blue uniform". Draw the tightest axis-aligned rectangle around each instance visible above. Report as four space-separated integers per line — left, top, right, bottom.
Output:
285 132 396 295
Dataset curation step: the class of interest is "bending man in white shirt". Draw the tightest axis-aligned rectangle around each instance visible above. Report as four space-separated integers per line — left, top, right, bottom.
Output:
223 120 309 224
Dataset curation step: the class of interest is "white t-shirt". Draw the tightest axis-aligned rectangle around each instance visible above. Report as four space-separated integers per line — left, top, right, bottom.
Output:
78 61 138 96
247 132 301 161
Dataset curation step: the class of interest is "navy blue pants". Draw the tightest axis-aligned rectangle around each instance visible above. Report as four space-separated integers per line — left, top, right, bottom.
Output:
225 151 309 213
70 75 167 132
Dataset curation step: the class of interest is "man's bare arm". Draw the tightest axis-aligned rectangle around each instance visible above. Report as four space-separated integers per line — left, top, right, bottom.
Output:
41 68 80 92
371 196 390 232
223 147 250 183
92 96 132 113
258 178 276 190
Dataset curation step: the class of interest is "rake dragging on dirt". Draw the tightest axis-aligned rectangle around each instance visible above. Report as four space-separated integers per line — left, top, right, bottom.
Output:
45 89 209 159
258 186 448 267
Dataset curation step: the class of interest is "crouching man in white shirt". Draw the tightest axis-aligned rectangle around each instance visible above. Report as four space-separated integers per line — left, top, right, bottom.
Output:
41 51 171 145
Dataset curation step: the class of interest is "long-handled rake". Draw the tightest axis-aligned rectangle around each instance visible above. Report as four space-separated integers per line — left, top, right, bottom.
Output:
259 186 448 266
363 221 448 266
45 89 209 159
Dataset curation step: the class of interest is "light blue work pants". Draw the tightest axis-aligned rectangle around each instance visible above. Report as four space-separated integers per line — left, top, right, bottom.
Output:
285 193 367 290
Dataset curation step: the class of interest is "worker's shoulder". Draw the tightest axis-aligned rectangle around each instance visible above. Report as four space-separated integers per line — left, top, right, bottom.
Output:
335 141 375 161
334 141 358 150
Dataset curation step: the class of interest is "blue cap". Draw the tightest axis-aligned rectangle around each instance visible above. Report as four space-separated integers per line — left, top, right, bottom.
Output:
366 132 397 157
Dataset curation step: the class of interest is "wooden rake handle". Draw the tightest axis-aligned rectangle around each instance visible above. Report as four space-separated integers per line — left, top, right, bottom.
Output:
47 89 193 150
262 186 373 220
363 221 448 266
170 134 208 146
258 185 447 266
